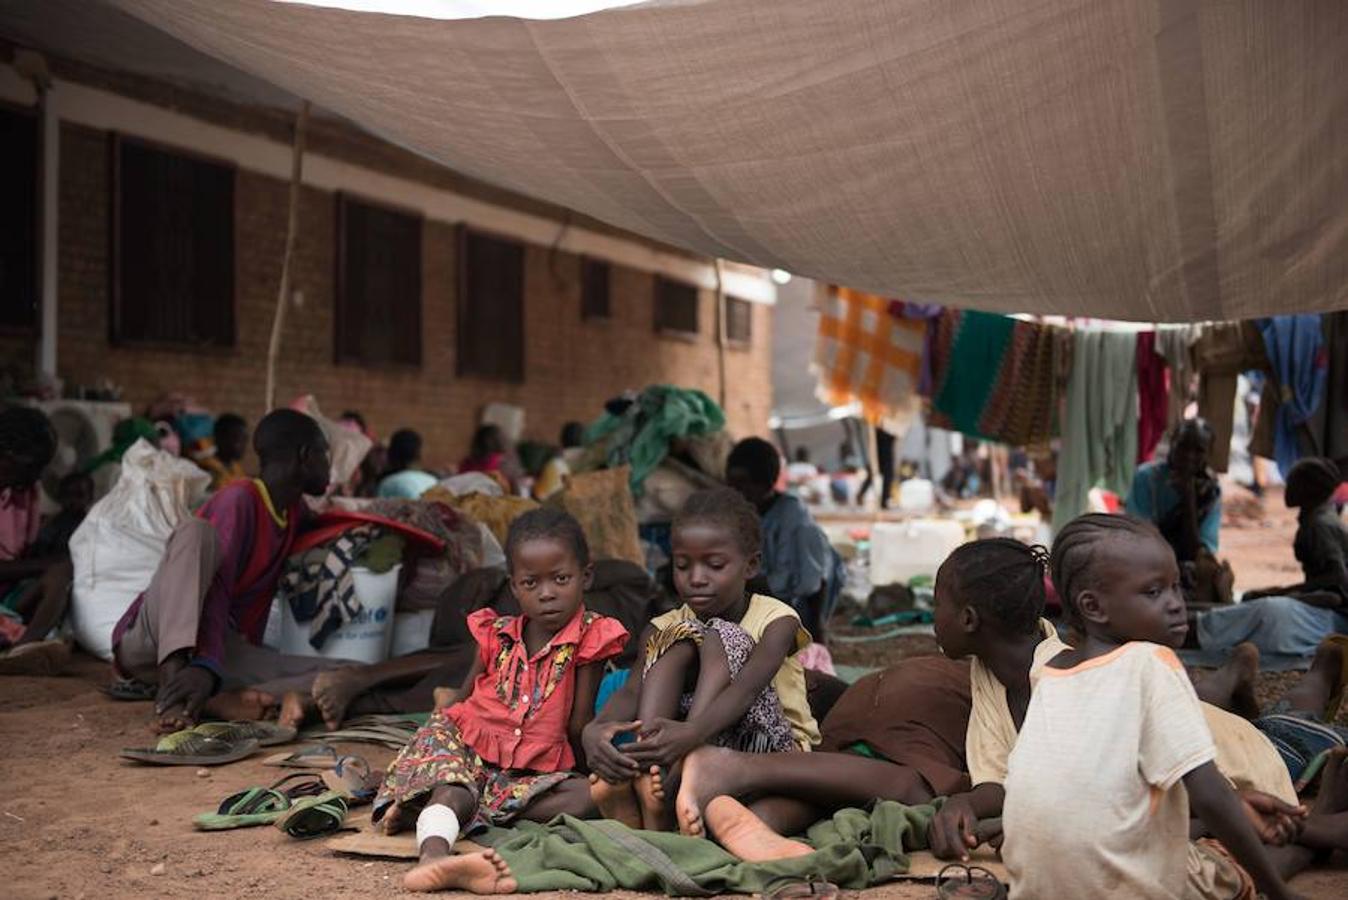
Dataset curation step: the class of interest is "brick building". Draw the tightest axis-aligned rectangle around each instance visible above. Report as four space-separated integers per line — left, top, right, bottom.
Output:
0 22 775 468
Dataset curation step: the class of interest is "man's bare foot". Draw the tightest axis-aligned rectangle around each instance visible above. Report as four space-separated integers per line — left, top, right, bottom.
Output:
312 669 364 731
636 766 675 832
203 689 278 723
1195 643 1261 718
1280 639 1347 720
405 850 517 894
589 774 642 829
676 746 750 837
703 796 814 862
277 691 317 729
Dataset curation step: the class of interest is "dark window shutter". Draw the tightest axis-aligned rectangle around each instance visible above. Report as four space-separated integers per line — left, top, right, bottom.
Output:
335 194 422 367
581 257 610 320
726 296 753 343
654 275 699 335
112 137 234 347
458 228 525 382
0 106 38 331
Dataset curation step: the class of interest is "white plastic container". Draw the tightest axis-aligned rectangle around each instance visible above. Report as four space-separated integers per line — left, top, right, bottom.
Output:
897 478 935 512
869 519 966 587
279 564 402 664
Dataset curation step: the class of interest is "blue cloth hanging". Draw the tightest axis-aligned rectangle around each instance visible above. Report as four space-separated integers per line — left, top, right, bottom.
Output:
1257 315 1328 478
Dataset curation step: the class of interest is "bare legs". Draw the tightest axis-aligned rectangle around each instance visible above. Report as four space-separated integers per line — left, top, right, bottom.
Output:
1194 642 1261 719
675 745 932 837
397 775 591 893
592 631 735 831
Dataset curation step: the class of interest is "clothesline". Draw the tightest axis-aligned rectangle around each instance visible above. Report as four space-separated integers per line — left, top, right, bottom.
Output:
813 287 1347 528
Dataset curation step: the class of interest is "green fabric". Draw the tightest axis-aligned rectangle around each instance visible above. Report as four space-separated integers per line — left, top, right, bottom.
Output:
846 740 882 760
356 534 405 574
85 418 158 473
475 800 938 894
932 311 1016 439
1050 329 1138 533
584 386 726 494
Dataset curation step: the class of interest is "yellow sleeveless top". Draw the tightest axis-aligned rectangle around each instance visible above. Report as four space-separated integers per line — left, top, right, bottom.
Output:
651 593 820 749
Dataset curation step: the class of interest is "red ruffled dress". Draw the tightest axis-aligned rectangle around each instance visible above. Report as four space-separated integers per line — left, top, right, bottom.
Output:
373 606 627 828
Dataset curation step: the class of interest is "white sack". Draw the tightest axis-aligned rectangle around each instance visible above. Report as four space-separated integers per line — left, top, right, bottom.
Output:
68 440 211 660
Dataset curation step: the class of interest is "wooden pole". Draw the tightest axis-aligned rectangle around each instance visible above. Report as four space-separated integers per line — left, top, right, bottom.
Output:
265 100 310 412
714 259 727 409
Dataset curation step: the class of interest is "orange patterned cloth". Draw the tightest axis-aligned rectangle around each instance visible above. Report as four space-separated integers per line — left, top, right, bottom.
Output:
813 286 926 424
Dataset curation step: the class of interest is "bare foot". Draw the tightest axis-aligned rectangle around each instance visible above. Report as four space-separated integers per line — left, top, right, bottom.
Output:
433 686 456 708
277 691 317 730
589 774 642 829
1281 639 1347 720
676 746 749 837
381 802 409 835
405 849 517 894
703 796 814 862
312 669 364 731
1195 642 1261 718
203 689 278 723
636 766 675 832
1313 749 1348 816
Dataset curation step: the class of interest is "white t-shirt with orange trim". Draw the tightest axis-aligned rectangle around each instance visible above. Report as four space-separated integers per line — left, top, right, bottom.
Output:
1002 642 1216 900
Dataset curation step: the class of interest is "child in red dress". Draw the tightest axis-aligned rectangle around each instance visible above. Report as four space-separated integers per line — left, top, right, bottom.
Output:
373 508 627 892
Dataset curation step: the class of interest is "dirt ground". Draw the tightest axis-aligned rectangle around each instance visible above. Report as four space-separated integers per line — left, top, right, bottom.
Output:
2 481 1346 899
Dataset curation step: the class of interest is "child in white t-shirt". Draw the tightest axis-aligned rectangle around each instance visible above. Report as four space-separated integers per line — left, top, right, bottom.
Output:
1002 514 1308 900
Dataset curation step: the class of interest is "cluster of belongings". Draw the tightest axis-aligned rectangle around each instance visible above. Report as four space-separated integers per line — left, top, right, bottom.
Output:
815 287 1348 530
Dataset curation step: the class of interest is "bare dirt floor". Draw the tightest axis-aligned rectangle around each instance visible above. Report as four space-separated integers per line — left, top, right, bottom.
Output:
2 481 1345 899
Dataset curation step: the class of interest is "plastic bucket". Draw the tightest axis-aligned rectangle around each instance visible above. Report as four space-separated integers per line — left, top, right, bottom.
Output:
279 564 401 664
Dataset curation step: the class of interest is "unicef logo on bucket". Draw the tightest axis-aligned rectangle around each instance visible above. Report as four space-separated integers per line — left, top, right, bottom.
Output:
350 605 390 626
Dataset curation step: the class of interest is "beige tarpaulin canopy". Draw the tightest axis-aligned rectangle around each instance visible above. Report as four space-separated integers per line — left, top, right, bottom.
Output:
112 0 1348 322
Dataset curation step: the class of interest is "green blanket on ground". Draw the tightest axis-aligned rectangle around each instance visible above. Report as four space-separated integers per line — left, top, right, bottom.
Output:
474 800 938 895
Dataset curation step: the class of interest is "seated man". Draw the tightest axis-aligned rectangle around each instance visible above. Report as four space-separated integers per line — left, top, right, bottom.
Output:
726 437 844 642
1195 457 1348 664
1126 418 1232 604
111 409 350 732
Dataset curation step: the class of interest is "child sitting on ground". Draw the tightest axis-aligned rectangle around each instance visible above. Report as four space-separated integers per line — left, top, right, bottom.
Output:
584 486 819 831
1 471 93 654
1243 457 1346 607
374 508 628 893
1001 514 1307 900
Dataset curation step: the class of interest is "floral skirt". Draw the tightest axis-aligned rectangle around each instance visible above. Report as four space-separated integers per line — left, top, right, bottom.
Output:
371 710 572 831
642 617 796 753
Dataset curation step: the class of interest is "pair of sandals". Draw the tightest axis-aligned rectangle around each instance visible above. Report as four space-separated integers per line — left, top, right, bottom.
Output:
195 755 377 840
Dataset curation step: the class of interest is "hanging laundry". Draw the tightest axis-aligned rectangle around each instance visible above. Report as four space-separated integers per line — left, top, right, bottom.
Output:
1311 311 1348 464
1052 330 1138 533
1256 315 1328 478
928 310 1069 448
1193 322 1268 473
813 287 926 427
1155 324 1201 429
1136 331 1168 463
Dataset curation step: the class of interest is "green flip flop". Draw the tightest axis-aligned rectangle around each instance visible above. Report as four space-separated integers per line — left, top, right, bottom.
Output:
192 720 298 747
275 789 350 840
193 773 327 831
120 732 260 767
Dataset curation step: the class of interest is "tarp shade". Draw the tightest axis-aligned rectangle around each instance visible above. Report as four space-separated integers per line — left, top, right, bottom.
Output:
112 0 1348 322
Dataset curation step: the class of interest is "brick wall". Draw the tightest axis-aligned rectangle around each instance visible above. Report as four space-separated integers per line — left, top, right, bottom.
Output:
33 118 773 469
